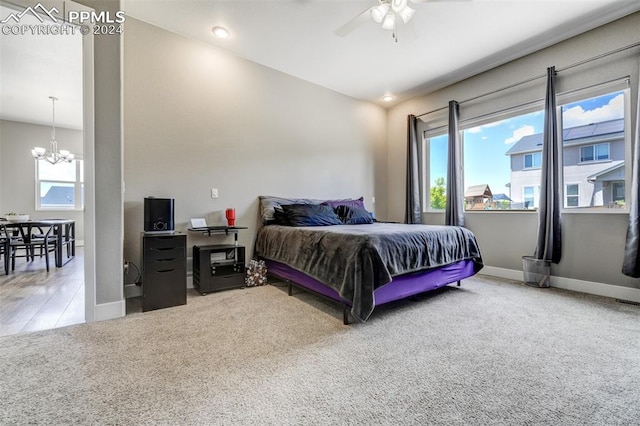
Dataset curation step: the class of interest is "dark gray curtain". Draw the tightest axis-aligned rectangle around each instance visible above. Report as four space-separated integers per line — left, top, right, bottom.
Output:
405 114 422 224
445 100 464 227
622 62 640 277
534 67 562 264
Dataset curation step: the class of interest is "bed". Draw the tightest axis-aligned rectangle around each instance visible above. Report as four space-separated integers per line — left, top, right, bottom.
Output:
254 196 484 323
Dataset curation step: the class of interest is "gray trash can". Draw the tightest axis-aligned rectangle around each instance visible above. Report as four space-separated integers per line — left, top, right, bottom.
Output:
522 256 550 287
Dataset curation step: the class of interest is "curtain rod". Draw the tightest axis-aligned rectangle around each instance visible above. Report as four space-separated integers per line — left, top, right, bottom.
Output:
416 40 640 119
423 75 631 136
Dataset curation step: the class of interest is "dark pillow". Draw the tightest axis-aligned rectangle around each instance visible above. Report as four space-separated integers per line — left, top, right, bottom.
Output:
322 196 365 210
334 205 374 225
273 206 290 226
281 204 342 227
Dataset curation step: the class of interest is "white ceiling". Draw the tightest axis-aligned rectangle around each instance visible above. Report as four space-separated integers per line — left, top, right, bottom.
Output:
1 0 639 129
121 0 640 106
0 4 83 129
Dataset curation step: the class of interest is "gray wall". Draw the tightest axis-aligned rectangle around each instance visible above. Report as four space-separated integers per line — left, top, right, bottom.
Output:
122 18 387 270
0 119 84 239
76 0 124 307
386 12 640 288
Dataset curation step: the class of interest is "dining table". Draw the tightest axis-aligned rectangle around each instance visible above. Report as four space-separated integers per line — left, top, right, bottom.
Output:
1 219 76 268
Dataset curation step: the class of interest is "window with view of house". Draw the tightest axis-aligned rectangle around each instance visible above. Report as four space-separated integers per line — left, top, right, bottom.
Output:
560 90 627 210
464 110 544 210
36 159 84 210
422 84 629 213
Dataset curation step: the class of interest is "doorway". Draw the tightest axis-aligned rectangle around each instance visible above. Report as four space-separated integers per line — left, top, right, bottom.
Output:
0 0 95 335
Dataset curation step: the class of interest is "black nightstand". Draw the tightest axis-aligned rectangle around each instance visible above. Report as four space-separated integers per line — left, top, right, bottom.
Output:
140 232 186 311
193 244 246 295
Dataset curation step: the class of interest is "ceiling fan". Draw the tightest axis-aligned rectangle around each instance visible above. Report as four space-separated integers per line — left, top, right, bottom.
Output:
335 0 465 42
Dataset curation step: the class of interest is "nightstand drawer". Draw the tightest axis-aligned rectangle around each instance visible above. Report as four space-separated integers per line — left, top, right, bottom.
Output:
145 235 185 250
145 257 185 273
145 246 185 262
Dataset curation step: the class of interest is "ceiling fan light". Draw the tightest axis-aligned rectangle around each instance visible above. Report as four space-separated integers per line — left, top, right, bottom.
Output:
391 0 408 13
381 11 396 30
398 6 415 24
371 4 390 24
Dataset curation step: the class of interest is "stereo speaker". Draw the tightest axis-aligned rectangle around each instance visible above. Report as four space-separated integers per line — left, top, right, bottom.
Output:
144 197 175 232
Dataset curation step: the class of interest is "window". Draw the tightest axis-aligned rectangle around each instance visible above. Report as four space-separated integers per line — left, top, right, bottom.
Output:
561 89 627 211
523 186 538 209
613 182 625 202
579 143 610 163
426 134 448 211
422 82 629 214
36 159 84 210
463 109 544 210
565 184 579 207
524 152 542 169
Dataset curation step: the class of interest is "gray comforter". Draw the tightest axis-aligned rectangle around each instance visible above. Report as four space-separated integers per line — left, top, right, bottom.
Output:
255 223 483 322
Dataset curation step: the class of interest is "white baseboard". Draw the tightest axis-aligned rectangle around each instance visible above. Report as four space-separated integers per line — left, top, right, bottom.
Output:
480 266 640 304
94 299 126 321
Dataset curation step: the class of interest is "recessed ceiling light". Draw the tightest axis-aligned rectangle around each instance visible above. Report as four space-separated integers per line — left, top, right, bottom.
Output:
212 26 230 39
382 95 394 102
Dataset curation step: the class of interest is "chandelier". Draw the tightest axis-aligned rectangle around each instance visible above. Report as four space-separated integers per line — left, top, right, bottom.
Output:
31 96 74 165
371 0 415 41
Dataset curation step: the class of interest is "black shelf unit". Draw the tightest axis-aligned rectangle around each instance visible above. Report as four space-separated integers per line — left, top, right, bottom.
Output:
141 232 186 312
193 244 245 295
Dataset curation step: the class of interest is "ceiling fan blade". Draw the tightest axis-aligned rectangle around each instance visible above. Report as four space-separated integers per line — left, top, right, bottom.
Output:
334 6 375 37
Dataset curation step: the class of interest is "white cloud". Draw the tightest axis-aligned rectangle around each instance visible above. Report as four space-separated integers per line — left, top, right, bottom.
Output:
563 94 624 128
467 119 508 134
504 125 535 145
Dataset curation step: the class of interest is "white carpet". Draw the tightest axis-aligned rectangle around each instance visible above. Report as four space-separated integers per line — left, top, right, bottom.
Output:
1 274 639 425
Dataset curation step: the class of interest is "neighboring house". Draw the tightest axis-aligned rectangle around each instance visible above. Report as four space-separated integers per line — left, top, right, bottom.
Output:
41 185 74 208
505 118 625 209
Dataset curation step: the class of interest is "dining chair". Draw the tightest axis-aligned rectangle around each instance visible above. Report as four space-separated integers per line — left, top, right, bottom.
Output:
0 223 57 274
0 228 8 275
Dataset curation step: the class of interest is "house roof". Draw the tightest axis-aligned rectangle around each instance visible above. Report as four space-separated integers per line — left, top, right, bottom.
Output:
586 160 625 182
492 193 513 202
505 118 624 156
465 184 493 198
41 186 74 205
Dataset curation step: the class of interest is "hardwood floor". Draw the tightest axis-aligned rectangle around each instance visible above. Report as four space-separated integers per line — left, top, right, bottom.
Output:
0 247 84 337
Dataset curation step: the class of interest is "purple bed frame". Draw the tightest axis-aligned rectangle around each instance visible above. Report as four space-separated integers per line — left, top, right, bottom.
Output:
264 258 479 324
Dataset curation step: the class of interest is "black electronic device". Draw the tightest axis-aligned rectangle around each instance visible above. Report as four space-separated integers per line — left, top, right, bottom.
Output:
144 197 175 232
193 244 246 295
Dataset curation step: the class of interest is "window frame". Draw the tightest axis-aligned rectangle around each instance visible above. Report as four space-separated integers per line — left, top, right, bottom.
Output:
565 183 579 208
524 152 542 170
35 157 84 211
579 142 610 163
423 131 450 212
419 79 630 215
558 85 630 214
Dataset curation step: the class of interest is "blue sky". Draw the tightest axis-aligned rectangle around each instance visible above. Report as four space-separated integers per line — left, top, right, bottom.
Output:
428 90 625 196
